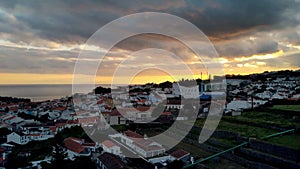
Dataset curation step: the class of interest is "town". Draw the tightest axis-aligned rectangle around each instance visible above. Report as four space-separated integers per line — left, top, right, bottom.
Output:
0 70 299 169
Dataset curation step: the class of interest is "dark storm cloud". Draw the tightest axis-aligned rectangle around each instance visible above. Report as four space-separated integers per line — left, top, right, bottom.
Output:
0 0 184 44
1 0 299 44
1 1 120 44
215 37 279 57
0 46 77 73
276 31 300 45
263 53 300 68
169 0 299 38
0 0 300 75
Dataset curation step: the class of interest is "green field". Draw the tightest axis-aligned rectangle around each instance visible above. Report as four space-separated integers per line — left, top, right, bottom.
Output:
223 111 300 128
195 118 276 138
211 137 237 147
193 109 300 149
173 141 246 169
271 105 300 112
173 141 210 157
266 134 300 149
218 121 276 138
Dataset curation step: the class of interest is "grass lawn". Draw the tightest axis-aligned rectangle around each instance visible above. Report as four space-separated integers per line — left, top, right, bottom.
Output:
194 111 300 149
111 124 128 131
266 134 300 149
218 121 276 138
204 158 246 169
195 118 276 138
173 141 210 157
223 111 300 128
173 142 246 169
212 137 237 147
271 105 300 112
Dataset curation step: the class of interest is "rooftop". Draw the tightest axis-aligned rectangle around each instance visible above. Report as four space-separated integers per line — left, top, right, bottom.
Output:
63 137 84 154
102 140 117 148
124 130 143 138
98 153 126 169
170 149 190 159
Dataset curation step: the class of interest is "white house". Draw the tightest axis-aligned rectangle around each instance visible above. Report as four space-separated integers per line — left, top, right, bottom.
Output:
109 114 127 125
173 83 199 99
101 140 121 155
204 82 227 91
110 130 165 158
226 100 251 111
63 137 92 160
7 132 29 145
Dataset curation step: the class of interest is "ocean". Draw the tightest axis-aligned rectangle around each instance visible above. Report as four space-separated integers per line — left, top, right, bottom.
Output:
0 84 113 102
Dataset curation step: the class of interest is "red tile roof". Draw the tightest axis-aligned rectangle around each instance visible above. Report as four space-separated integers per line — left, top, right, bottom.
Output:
138 99 147 103
63 137 84 154
110 109 122 116
52 107 67 111
132 138 165 151
170 149 190 159
69 137 84 143
124 130 143 138
82 142 96 147
162 112 172 116
55 123 66 127
134 141 164 151
5 115 16 121
78 116 99 124
102 140 117 148
0 147 6 153
98 153 126 169
167 99 181 105
9 107 18 111
97 100 104 104
67 119 79 124
136 106 150 111
100 111 111 115
49 126 57 133
124 130 165 152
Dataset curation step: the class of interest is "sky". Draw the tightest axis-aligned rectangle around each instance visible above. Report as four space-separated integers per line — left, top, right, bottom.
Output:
0 0 300 84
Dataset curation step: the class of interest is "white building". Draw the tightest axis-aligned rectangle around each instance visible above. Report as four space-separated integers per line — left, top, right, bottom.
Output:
226 100 251 111
7 132 29 145
101 140 121 155
172 83 199 99
110 130 165 158
204 82 227 91
226 79 247 86
63 137 94 160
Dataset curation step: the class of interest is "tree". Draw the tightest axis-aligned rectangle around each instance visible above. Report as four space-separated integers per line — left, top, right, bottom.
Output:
94 86 111 94
0 127 11 137
4 106 9 113
158 81 173 90
39 113 50 123
68 156 96 169
167 160 184 169
40 161 53 169
52 144 68 168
